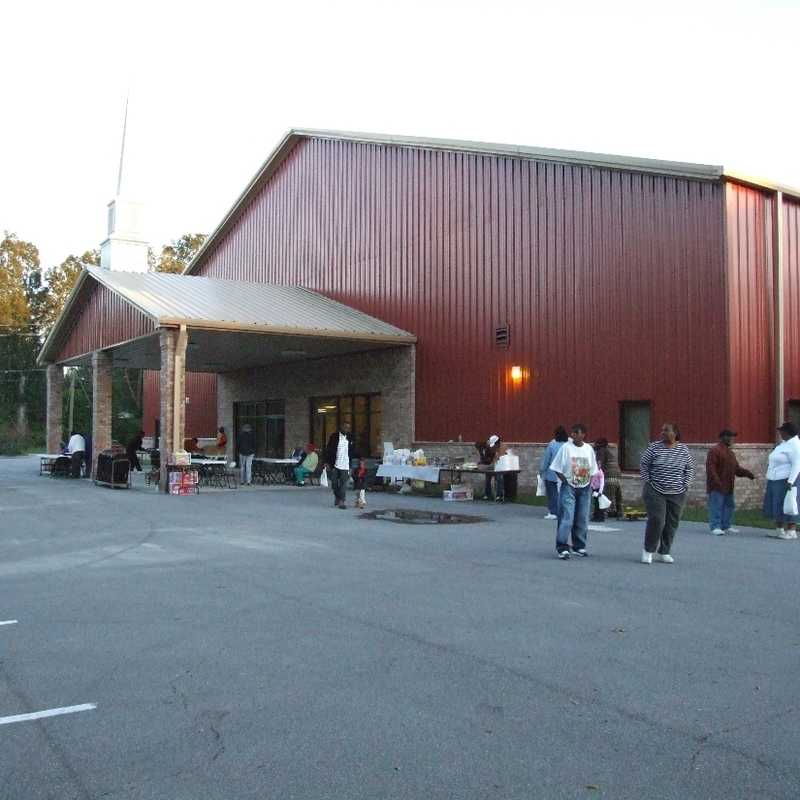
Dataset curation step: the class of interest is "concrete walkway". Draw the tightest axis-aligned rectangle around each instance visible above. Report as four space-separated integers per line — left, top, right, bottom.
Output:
1 455 798 799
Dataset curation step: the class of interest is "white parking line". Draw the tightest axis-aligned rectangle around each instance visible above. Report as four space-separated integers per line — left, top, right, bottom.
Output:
0 703 96 726
0 620 18 626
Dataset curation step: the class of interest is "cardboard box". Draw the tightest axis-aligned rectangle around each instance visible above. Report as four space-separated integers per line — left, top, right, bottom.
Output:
443 488 473 502
169 485 197 496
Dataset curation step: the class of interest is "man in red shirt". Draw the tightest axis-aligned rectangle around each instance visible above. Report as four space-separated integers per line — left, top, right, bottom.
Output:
706 429 755 535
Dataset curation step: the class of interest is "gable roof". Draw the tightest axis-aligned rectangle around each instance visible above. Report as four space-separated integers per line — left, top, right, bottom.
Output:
184 127 800 277
38 267 416 364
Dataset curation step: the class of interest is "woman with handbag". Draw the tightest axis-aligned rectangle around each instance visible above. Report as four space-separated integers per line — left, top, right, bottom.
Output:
762 422 800 540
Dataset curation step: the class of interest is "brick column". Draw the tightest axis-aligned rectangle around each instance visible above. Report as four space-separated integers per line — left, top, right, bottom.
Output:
158 327 187 491
46 364 65 453
91 351 113 477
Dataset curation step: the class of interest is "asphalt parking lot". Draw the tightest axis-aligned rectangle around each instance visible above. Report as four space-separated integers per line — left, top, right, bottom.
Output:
1 455 798 799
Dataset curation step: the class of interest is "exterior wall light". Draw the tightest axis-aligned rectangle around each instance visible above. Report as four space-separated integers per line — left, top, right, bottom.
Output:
510 365 523 382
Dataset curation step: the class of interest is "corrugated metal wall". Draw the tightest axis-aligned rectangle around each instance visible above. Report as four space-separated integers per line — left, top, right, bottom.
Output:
142 370 218 439
57 280 156 362
725 183 774 442
194 138 729 444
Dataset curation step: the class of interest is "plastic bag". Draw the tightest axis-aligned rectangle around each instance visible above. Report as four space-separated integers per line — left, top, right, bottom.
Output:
598 493 612 510
536 475 546 497
320 467 329 488
783 486 798 516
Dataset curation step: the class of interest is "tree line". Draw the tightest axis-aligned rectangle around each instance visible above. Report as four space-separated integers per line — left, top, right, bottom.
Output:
0 232 205 453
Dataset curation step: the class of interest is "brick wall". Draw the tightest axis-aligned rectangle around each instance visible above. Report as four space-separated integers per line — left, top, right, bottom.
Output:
46 365 64 453
91 351 113 477
413 441 772 509
217 345 415 458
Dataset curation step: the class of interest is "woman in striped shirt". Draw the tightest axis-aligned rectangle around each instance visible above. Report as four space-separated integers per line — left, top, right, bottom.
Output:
639 423 695 564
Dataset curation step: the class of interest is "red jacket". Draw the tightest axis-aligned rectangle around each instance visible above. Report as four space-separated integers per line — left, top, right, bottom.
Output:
706 443 754 494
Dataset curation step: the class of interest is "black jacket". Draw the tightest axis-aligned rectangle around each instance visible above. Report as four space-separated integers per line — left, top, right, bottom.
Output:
238 429 256 456
325 430 358 469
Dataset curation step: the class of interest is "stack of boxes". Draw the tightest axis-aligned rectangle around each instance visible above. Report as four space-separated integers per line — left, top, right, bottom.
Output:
168 450 198 496
169 468 199 496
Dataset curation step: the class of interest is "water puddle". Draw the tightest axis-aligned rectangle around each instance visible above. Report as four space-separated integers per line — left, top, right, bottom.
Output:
359 508 487 525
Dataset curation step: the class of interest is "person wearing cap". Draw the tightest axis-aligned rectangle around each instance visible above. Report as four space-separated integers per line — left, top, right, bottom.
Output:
475 435 505 501
706 429 755 535
762 422 800 539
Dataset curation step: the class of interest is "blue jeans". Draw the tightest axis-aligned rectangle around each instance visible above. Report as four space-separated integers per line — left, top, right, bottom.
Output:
545 480 559 515
556 484 591 552
708 491 734 531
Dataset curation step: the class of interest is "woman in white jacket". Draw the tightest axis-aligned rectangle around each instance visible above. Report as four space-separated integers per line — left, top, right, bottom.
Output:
762 421 800 539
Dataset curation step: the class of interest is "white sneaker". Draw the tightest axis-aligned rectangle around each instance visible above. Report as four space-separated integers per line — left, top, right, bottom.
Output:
711 528 724 536
654 553 675 564
778 530 796 540
641 550 653 564
544 513 557 520
726 528 739 534
767 528 784 538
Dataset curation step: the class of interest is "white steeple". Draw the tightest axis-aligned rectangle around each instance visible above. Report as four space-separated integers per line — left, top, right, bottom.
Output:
100 96 149 272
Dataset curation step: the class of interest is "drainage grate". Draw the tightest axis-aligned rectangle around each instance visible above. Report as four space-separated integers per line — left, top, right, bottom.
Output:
359 509 488 525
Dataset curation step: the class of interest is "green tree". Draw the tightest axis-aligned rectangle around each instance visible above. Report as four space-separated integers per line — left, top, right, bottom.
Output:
153 233 206 274
0 232 40 332
39 250 100 333
0 233 44 445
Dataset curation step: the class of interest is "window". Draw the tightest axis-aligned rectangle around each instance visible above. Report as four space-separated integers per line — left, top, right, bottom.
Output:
310 394 382 457
620 401 651 471
233 400 285 457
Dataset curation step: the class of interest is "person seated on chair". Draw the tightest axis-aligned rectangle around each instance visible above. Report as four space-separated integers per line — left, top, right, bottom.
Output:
185 437 204 455
293 443 319 485
66 430 86 478
290 443 305 459
216 427 228 450
126 430 145 472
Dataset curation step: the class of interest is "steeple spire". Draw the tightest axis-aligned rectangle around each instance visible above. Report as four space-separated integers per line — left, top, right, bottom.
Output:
100 94 149 273
116 94 129 196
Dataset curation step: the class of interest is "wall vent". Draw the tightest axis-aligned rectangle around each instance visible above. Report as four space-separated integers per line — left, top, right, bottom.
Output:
494 324 510 349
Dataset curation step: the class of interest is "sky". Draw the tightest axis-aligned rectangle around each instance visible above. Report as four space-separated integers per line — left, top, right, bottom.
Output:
2 0 799 271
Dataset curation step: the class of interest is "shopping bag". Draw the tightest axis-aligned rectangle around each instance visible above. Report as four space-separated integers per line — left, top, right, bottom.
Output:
783 486 798 516
598 493 612 510
320 467 329 488
536 475 546 497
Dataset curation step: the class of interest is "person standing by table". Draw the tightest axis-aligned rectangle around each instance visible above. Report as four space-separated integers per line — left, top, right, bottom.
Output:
550 423 599 559
640 423 695 564
706 429 755 535
238 423 256 485
540 426 569 520
126 430 145 472
66 430 86 478
324 421 358 509
476 435 505 501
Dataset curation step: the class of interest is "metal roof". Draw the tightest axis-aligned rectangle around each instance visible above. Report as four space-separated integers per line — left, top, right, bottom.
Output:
184 128 800 277
38 268 416 364
86 268 415 340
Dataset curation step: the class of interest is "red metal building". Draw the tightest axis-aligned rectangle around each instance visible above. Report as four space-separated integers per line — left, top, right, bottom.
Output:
43 129 800 495
182 130 799 452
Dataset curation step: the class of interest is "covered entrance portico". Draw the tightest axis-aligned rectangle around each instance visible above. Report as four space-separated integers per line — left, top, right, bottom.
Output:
38 269 417 491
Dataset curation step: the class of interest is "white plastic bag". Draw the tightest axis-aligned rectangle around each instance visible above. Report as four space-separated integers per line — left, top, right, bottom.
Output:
536 475 546 497
598 493 612 511
783 486 798 516
320 467 329 488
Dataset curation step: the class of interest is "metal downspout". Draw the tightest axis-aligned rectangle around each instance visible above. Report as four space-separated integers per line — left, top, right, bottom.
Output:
774 191 785 433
